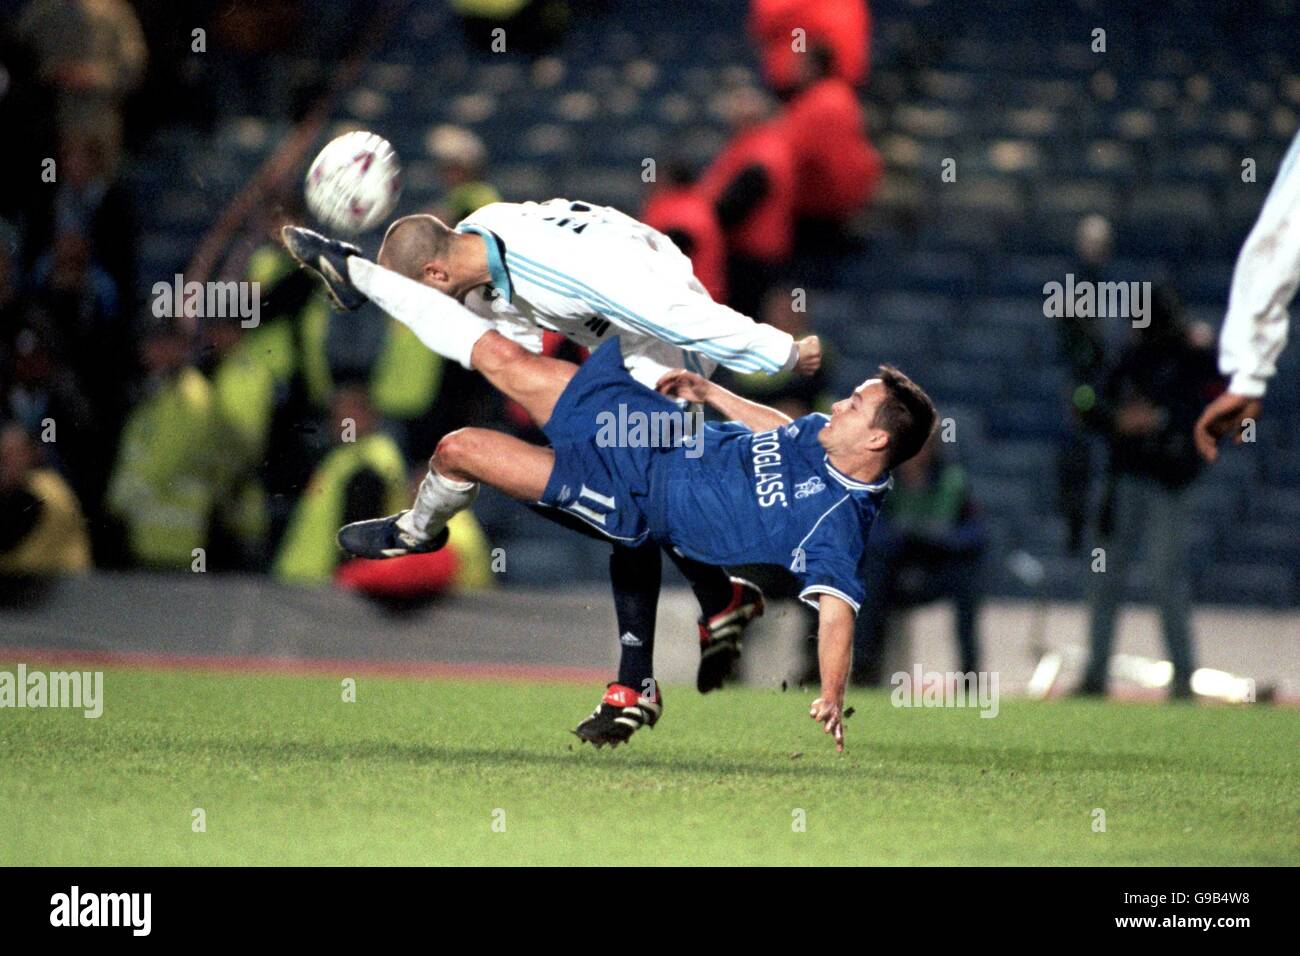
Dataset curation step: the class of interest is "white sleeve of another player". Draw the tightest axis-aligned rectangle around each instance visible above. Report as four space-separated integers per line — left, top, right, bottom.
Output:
558 240 796 376
654 289 798 376
1219 130 1300 398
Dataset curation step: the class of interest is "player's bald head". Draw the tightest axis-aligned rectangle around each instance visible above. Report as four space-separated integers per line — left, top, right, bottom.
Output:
377 214 453 280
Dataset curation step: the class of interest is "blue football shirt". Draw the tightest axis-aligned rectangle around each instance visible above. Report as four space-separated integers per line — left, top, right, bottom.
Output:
646 413 891 613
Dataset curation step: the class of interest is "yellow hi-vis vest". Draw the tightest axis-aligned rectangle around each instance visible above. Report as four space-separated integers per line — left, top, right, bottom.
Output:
301 304 444 419
370 321 445 419
248 241 443 420
272 433 410 584
213 322 294 460
0 469 92 575
452 0 531 17
210 322 298 548
105 368 221 568
443 509 494 591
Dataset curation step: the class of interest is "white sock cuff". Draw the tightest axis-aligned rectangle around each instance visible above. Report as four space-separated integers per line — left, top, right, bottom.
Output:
431 468 476 493
398 467 479 540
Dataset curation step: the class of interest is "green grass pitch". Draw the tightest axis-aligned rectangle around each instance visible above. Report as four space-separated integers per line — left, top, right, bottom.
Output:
1 665 1296 865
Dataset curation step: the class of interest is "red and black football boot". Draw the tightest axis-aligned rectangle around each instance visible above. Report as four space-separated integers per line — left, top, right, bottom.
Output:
573 682 662 749
696 577 765 693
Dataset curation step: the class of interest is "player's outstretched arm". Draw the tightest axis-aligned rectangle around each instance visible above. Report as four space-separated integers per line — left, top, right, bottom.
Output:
809 594 855 753
546 222 811 376
656 369 793 431
1216 132 1300 399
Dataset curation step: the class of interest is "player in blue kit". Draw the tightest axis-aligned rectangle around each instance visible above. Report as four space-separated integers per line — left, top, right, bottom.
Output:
541 341 894 617
336 316 936 752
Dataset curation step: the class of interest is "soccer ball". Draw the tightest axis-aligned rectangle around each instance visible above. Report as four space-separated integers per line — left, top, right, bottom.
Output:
304 131 402 235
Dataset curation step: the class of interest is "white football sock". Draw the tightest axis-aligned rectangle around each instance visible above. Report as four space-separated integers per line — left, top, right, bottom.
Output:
396 469 479 541
346 257 493 369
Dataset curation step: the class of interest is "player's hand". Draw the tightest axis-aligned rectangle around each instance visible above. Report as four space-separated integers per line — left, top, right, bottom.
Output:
809 696 845 753
1194 392 1262 462
794 335 822 377
655 369 711 404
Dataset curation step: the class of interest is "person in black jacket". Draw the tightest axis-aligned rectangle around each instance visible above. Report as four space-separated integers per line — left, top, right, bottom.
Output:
850 435 986 686
1081 284 1221 699
1055 215 1113 555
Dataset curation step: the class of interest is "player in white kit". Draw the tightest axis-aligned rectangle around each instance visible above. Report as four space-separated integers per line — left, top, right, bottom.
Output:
370 198 819 384
1194 129 1299 461
283 199 822 745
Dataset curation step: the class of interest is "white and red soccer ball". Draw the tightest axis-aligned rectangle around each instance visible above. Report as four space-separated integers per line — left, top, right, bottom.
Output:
304 131 402 234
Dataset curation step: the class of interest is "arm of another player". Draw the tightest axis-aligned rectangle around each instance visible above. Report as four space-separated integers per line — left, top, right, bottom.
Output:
656 368 792 431
1195 130 1300 461
659 295 822 376
809 593 855 753
579 234 820 377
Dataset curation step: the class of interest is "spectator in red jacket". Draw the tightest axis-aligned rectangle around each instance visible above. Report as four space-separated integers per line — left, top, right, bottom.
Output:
749 0 870 98
642 161 728 303
783 44 883 249
698 87 796 317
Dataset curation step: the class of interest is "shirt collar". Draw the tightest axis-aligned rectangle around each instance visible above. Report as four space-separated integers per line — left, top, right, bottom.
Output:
824 456 893 494
455 224 513 302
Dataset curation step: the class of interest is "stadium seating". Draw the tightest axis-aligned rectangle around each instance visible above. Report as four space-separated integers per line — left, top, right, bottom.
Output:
121 0 1300 606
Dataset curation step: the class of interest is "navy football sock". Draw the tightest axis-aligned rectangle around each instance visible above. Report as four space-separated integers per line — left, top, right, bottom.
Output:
609 543 661 694
666 548 734 620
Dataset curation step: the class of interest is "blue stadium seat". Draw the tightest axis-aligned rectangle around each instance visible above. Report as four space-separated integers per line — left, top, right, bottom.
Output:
893 250 979 296
863 291 957 330
925 360 1007 406
944 326 1029 364
981 255 1074 297
843 324 934 367
1196 564 1296 608
986 401 1068 441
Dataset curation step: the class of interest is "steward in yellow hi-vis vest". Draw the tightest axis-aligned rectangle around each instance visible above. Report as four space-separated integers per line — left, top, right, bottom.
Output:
273 384 492 593
106 339 222 569
246 241 445 422
207 320 286 557
299 303 445 419
0 423 91 575
273 431 408 584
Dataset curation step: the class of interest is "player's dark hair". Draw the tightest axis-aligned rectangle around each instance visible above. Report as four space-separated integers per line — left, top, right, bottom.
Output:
873 365 937 469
